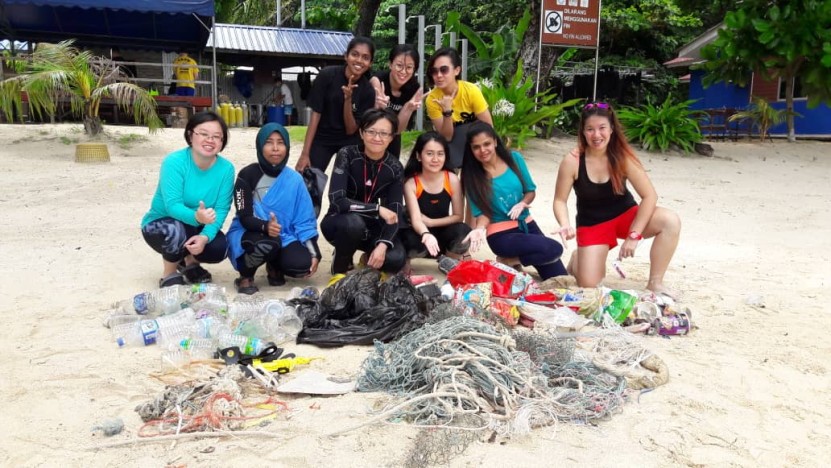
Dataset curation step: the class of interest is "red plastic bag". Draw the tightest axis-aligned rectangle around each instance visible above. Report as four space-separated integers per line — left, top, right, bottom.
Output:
446 260 530 298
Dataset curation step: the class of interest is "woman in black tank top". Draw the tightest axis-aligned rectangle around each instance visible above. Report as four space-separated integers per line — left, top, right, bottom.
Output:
553 102 681 298
401 132 471 266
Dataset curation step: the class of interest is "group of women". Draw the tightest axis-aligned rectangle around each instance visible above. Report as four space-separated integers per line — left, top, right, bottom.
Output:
141 37 680 298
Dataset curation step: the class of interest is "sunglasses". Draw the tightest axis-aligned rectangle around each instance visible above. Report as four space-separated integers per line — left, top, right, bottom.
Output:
583 102 610 110
429 65 452 76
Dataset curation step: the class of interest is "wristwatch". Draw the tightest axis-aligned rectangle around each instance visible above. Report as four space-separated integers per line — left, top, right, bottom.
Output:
441 109 453 117
628 231 643 240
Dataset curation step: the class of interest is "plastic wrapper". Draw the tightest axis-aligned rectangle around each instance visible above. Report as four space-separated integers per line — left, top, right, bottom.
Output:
446 259 533 298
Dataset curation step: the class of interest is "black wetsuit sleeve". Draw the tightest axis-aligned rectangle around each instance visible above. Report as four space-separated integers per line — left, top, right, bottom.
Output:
234 165 268 234
328 146 381 214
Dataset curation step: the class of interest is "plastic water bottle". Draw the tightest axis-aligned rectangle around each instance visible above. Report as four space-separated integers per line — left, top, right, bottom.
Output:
287 286 320 301
111 284 223 318
218 333 266 355
113 308 196 348
228 297 268 323
195 314 231 339
248 300 302 344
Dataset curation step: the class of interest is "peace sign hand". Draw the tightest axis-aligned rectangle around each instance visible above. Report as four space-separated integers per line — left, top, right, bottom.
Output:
342 74 358 100
405 87 424 112
375 81 390 109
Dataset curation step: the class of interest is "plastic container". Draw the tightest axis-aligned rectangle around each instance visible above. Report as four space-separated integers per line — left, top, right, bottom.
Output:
286 286 320 301
267 104 285 125
217 333 266 355
598 289 638 324
113 308 196 348
233 300 301 344
110 284 223 319
440 281 455 301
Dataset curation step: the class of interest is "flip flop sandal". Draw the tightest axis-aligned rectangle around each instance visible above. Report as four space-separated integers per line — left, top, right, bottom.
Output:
266 264 286 286
234 277 259 295
181 263 213 284
159 272 186 288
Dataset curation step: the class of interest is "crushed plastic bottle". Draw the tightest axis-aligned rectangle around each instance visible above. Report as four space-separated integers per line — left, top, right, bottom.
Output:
218 333 267 355
105 284 225 327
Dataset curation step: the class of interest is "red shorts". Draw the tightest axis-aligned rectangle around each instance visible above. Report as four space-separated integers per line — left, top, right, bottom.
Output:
576 206 638 248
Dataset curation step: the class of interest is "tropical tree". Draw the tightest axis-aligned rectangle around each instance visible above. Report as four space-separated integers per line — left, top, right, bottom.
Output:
446 10 531 82
0 40 162 136
728 96 799 142
700 0 831 142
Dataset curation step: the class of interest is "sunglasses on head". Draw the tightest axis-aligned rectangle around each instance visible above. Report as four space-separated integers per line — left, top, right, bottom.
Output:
429 65 452 76
584 102 610 110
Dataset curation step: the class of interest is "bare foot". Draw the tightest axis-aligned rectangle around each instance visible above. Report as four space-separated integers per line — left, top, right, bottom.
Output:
646 283 681 302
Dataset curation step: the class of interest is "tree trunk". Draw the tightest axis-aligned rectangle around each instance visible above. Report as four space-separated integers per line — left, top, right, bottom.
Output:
785 74 796 142
517 0 559 95
84 116 103 137
354 0 382 38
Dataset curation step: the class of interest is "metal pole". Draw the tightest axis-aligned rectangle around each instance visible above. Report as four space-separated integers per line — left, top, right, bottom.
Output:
276 0 281 27
434 24 442 49
459 39 468 82
592 0 602 101
535 0 544 98
449 32 457 49
408 15 426 130
301 0 306 28
212 17 217 109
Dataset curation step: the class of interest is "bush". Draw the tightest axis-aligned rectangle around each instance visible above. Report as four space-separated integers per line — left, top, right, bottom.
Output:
477 62 581 148
617 98 702 153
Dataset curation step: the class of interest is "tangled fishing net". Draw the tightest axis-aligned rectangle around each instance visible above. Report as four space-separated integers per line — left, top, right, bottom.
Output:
135 365 287 436
357 314 666 465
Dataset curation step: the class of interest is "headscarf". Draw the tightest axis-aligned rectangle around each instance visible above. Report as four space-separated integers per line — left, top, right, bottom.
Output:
256 122 290 177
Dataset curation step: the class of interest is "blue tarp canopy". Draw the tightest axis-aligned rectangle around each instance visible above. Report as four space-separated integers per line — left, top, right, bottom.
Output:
0 0 214 51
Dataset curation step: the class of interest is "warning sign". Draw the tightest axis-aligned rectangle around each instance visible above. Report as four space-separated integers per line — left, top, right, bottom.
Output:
541 0 600 48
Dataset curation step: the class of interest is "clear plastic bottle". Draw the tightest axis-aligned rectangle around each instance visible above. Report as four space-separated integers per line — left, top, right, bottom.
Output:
113 308 196 348
217 332 266 355
110 284 223 318
195 314 231 339
259 300 302 344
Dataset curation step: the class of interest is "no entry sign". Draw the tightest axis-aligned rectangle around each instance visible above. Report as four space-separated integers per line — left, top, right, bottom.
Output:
541 0 601 48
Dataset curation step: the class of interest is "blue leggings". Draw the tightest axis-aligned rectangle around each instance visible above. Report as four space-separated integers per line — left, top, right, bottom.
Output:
486 221 566 280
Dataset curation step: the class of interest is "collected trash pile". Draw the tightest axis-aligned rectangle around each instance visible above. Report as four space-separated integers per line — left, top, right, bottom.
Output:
98 258 688 460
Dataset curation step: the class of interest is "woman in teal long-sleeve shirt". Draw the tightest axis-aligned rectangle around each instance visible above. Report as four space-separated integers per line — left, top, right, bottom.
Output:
141 111 235 288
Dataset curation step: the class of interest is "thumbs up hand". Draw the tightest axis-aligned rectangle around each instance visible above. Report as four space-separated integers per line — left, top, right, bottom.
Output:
195 200 216 225
267 211 282 238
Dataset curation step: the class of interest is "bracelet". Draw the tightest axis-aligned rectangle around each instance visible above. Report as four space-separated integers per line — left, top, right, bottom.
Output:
421 231 431 238
441 109 453 117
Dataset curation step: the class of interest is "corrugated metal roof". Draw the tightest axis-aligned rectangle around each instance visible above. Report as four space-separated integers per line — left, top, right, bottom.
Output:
208 24 353 58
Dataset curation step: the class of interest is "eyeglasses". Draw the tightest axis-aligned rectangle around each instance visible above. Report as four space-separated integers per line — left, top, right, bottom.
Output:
363 129 393 139
429 65 452 76
193 131 223 141
583 102 610 110
392 62 415 73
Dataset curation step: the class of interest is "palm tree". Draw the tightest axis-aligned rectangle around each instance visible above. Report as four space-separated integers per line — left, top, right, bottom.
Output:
729 96 799 142
0 40 162 136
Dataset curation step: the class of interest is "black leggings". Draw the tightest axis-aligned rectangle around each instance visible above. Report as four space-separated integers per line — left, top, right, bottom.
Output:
309 136 358 172
234 231 312 278
400 222 471 258
142 217 227 264
320 213 406 274
486 221 566 280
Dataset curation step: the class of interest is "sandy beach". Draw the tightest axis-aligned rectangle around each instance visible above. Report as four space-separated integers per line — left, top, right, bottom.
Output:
0 122 829 467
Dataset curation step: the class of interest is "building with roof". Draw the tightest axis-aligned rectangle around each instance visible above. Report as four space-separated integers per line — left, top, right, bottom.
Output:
666 23 831 138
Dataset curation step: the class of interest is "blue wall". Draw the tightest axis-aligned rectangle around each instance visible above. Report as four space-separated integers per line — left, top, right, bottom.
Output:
688 70 750 109
688 70 831 136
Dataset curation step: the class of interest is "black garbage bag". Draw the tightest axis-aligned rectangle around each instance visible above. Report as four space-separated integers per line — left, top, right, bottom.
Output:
296 269 431 347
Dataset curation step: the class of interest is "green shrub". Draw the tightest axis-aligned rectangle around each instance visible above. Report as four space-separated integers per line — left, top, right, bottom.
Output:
617 98 702 153
478 62 581 148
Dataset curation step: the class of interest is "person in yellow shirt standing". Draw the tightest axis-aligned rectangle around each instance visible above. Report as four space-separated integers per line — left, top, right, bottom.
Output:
172 51 199 96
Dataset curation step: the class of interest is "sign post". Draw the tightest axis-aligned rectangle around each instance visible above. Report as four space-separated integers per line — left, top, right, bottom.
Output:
537 0 602 100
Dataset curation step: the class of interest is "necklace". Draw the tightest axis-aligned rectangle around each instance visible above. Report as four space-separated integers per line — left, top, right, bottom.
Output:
363 156 383 203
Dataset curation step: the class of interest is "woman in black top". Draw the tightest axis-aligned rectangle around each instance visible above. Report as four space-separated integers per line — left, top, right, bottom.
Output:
320 108 406 275
400 132 470 261
370 44 423 157
295 37 377 174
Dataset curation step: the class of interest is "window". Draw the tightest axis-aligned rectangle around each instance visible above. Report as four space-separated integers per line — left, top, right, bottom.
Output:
778 77 807 100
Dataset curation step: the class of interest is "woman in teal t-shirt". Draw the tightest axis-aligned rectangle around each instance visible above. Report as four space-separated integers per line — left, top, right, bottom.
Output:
141 111 235 288
460 122 566 280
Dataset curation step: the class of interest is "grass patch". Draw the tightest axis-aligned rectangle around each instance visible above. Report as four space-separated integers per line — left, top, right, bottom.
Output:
116 133 148 149
60 136 80 145
287 126 307 143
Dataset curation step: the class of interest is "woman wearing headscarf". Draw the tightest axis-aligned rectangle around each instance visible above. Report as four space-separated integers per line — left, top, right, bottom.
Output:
227 123 321 294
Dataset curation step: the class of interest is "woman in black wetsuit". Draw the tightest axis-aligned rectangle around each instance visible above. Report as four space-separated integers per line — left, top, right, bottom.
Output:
320 108 406 276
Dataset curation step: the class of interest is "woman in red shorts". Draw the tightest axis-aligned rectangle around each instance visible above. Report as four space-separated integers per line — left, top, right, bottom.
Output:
553 102 681 296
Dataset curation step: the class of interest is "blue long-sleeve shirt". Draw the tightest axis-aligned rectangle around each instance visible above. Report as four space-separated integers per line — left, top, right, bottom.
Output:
141 147 235 241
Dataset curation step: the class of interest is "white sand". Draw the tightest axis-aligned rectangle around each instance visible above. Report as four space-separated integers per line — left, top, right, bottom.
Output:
0 123 829 466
